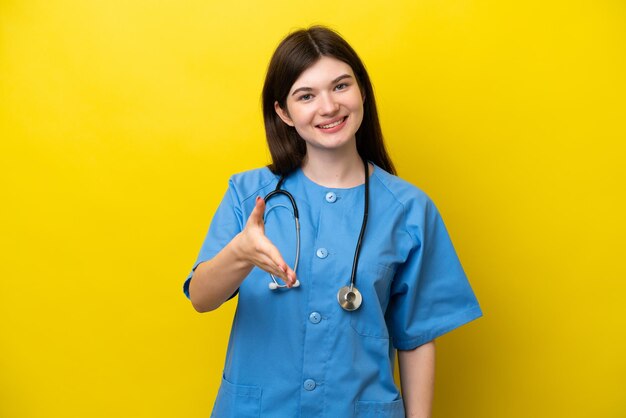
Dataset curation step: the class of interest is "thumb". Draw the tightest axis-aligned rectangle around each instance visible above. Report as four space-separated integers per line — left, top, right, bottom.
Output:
247 196 266 226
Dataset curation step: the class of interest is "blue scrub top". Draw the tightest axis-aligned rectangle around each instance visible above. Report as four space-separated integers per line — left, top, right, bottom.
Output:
184 164 482 418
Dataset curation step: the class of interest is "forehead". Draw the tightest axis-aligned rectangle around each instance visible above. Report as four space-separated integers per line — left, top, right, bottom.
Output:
290 56 356 92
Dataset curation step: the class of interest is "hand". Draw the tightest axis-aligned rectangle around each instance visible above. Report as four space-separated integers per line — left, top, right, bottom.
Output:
235 196 297 287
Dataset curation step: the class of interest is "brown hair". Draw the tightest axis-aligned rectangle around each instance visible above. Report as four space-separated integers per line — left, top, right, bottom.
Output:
262 26 396 176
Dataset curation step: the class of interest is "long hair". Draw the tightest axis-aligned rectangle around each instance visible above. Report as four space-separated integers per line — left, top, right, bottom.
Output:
262 26 396 176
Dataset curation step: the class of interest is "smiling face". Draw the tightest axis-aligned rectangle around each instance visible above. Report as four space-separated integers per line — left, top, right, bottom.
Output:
274 56 365 155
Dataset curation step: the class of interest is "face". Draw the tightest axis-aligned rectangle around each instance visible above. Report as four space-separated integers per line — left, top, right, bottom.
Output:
274 56 364 154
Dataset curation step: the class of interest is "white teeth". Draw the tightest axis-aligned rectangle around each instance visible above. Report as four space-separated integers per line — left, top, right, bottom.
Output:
319 118 344 129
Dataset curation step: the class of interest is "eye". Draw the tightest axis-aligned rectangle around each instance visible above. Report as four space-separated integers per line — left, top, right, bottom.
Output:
334 83 349 91
298 93 313 101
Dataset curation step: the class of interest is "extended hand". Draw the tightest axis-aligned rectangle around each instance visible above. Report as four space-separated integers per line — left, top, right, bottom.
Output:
236 196 297 287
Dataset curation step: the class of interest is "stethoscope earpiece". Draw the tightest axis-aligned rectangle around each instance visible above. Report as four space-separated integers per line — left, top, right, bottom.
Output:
268 278 301 290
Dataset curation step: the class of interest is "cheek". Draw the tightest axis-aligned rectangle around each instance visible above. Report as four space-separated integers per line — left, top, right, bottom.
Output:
347 94 365 115
293 124 314 141
351 100 365 124
287 111 313 139
289 108 315 128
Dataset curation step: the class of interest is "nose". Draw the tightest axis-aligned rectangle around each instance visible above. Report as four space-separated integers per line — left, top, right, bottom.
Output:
318 93 339 115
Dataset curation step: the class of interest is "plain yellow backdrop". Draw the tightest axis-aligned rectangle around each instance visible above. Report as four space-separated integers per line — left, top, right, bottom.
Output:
1 1 625 417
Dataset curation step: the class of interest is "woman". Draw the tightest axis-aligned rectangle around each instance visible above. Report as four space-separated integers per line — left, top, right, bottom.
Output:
184 26 482 418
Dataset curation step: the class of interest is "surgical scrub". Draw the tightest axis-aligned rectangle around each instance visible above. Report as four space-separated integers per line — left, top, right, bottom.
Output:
184 164 482 418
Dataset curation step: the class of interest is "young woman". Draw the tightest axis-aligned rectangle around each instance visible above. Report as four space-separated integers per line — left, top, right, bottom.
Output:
184 26 482 418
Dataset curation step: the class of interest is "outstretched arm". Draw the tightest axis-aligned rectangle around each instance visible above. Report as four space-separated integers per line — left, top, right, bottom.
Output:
398 340 436 418
189 196 297 312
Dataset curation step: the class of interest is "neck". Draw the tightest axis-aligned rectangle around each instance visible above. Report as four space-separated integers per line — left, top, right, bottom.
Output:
301 145 368 188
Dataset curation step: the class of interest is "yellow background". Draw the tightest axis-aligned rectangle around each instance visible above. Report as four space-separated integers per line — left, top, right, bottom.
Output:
1 1 625 417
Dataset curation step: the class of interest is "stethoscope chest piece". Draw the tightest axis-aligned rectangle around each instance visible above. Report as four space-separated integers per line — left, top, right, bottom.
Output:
337 285 362 311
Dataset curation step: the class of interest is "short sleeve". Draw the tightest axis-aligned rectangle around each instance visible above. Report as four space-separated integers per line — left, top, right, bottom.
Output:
386 199 482 350
182 179 244 299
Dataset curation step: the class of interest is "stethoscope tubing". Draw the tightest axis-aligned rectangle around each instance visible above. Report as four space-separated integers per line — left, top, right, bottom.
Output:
349 158 369 291
264 189 301 289
263 158 369 311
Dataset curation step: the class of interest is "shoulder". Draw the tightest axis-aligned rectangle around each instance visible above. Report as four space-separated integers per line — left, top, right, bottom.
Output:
371 165 441 244
228 166 280 204
371 164 434 211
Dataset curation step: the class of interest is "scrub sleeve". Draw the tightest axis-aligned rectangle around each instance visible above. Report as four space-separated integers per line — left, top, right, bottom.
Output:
386 197 483 350
183 178 245 299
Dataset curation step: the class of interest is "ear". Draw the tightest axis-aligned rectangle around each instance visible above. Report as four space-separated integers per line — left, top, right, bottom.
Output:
274 101 295 127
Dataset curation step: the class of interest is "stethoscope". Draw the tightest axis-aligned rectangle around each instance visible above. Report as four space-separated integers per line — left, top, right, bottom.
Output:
263 158 369 312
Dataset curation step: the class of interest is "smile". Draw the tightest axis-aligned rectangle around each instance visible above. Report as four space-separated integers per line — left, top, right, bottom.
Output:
317 116 347 130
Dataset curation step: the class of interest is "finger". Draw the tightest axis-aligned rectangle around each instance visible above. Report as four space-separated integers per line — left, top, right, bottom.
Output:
285 265 297 283
278 264 297 287
261 243 293 284
253 248 282 273
256 255 292 284
273 260 296 284
256 248 293 285
271 262 293 286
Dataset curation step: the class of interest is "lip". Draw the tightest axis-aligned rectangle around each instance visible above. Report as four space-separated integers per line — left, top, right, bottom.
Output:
316 116 348 133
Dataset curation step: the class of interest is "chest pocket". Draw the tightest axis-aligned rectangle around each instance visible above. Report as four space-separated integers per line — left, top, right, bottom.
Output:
349 262 395 339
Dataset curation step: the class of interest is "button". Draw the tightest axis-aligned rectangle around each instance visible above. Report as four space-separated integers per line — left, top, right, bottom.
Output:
303 379 316 391
309 312 321 324
316 248 328 259
325 192 337 203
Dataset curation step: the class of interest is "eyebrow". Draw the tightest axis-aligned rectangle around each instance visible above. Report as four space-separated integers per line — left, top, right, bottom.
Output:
291 74 353 96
